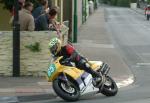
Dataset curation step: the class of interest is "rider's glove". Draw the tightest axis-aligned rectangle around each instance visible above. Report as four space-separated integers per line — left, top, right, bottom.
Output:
62 58 71 64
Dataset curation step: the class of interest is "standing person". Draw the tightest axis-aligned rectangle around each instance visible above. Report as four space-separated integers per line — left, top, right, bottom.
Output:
9 0 26 25
18 0 26 10
19 2 35 31
144 5 150 15
35 7 59 31
144 5 150 20
32 0 49 19
48 7 60 31
48 7 62 37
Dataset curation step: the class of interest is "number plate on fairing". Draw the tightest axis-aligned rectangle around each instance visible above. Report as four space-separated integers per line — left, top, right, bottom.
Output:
47 64 56 77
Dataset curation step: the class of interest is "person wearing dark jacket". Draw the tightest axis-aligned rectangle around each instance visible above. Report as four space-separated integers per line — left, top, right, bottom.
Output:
32 0 48 19
35 7 58 31
48 38 102 81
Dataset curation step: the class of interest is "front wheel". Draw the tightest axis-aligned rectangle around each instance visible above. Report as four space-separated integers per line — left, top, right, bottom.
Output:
52 78 80 102
101 76 118 96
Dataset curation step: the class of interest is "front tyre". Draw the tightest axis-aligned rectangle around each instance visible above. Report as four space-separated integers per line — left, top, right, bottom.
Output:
101 76 118 96
52 79 80 102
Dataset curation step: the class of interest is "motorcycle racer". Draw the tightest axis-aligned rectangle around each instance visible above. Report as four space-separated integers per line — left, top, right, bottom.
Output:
48 38 101 81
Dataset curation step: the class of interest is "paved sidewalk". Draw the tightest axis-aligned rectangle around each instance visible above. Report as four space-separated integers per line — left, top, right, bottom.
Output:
0 7 134 101
74 7 134 84
131 8 144 15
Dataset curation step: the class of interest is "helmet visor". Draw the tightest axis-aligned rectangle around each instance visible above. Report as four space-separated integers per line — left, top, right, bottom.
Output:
50 44 57 56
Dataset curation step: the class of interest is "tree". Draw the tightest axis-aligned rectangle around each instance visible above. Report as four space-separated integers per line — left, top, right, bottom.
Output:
0 0 40 12
0 0 14 12
101 0 133 7
130 0 138 3
111 0 118 5
117 0 130 7
130 0 137 3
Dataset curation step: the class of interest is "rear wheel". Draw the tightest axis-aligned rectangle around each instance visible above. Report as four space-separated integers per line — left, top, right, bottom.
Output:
53 78 80 102
101 76 118 96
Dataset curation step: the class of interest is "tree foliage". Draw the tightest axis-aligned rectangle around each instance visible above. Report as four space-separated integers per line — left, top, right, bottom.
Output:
0 0 40 12
130 0 137 3
117 0 130 7
101 0 137 7
0 0 14 11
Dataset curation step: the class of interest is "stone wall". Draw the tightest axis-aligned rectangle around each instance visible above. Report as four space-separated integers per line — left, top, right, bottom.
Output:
0 29 68 76
0 31 12 76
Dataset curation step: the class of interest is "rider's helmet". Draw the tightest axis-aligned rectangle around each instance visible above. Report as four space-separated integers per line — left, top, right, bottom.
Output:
48 38 61 56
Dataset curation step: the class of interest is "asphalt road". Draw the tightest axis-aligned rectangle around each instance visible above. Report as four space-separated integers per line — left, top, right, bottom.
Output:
3 7 150 103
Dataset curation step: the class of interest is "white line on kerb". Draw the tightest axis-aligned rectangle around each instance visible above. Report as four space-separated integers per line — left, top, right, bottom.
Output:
136 63 150 66
116 76 134 88
141 53 150 55
0 88 15 93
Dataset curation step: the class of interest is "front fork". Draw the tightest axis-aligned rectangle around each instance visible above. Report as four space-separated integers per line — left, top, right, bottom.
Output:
58 73 71 86
98 63 110 91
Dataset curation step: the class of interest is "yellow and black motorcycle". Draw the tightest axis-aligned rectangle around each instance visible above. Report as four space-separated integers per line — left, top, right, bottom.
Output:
47 56 118 102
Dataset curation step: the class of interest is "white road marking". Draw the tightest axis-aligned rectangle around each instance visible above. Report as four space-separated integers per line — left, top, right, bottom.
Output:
117 75 134 88
74 43 115 48
136 63 150 66
141 53 150 55
0 88 15 93
37 82 52 86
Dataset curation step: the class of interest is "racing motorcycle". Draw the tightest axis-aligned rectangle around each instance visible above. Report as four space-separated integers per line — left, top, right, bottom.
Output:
47 56 118 101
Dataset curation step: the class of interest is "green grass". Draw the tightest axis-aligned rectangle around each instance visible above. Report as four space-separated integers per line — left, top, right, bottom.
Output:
0 4 12 31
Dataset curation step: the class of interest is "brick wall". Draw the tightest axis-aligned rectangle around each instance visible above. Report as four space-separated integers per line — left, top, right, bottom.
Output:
0 32 12 76
0 30 68 77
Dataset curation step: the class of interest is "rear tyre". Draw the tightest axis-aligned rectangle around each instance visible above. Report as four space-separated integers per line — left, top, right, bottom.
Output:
53 78 80 102
101 76 118 96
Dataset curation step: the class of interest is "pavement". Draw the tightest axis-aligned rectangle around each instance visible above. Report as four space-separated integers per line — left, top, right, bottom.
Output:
0 7 134 102
131 8 144 15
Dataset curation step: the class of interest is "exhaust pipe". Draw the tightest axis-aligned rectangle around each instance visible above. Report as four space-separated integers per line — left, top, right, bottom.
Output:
100 63 110 75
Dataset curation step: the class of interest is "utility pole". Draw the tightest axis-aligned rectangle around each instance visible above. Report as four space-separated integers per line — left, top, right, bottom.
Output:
13 0 20 77
73 0 78 43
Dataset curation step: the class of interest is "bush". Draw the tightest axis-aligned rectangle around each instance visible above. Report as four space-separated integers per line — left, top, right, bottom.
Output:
101 0 110 4
110 0 118 5
107 0 130 7
117 0 130 7
0 0 14 12
130 0 137 3
0 0 40 12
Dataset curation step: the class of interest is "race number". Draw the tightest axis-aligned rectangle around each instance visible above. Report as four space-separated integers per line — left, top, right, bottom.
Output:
47 64 56 77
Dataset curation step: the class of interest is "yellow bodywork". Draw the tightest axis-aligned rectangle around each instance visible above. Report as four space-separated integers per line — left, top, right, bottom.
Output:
47 56 103 82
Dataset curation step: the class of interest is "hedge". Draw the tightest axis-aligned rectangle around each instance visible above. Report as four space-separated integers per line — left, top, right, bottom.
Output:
101 0 137 7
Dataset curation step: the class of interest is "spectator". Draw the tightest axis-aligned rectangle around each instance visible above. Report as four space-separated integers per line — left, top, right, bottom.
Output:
48 7 60 30
9 0 26 25
145 5 150 15
18 0 26 10
19 2 35 31
35 7 58 31
32 0 49 19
